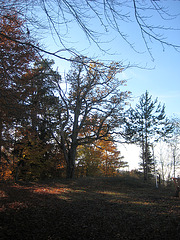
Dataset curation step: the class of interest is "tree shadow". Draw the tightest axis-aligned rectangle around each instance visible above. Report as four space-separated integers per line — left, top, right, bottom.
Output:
0 180 179 240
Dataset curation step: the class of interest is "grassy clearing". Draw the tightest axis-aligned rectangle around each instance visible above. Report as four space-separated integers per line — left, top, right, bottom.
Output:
0 176 179 239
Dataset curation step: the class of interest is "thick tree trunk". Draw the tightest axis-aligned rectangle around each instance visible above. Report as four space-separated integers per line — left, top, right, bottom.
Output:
66 145 77 179
66 161 75 179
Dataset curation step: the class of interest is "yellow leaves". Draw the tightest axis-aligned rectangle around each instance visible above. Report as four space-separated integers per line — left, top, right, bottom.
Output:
0 164 13 181
89 62 96 71
9 127 65 181
88 60 124 85
92 96 97 102
76 133 122 177
33 186 72 195
107 74 113 80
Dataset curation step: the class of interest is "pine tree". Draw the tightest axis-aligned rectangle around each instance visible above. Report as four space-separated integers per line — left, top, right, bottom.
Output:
124 91 173 181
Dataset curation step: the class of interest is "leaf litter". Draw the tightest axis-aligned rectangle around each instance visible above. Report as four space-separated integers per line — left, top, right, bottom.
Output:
0 177 179 240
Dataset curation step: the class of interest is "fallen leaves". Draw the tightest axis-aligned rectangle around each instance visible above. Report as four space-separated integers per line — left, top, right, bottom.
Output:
0 177 180 240
33 186 71 195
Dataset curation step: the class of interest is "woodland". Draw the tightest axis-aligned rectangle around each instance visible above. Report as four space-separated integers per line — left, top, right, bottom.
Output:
0 1 180 239
0 1 180 181
0 11 127 180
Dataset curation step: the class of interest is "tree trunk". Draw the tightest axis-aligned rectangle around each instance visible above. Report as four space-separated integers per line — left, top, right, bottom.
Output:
0 115 3 178
141 133 147 181
173 150 176 178
0 115 2 164
66 158 75 179
144 122 148 181
66 145 77 179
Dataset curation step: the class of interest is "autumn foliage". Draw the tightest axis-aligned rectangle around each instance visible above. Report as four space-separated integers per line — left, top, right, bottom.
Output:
0 8 37 181
0 7 128 181
0 8 64 181
76 138 127 178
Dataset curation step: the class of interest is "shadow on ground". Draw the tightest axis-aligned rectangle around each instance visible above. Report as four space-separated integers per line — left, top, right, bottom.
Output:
0 177 179 240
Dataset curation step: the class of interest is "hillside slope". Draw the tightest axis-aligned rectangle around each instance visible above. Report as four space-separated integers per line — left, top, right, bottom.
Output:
0 177 179 240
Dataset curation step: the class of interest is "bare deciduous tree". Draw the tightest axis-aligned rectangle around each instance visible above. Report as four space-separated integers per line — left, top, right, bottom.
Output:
168 117 180 178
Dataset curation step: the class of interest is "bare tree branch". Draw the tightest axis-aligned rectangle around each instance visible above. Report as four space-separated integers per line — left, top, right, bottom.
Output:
1 0 180 61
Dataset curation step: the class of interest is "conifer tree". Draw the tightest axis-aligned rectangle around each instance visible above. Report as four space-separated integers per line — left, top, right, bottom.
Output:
124 91 173 180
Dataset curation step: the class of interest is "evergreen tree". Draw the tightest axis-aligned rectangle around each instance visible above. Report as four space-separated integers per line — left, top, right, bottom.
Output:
124 91 173 181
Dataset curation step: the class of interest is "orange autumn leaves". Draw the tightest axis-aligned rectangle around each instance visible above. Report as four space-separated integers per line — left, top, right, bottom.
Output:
0 8 128 181
76 137 126 177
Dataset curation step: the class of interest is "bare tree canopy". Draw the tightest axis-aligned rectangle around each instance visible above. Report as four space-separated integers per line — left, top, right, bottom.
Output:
1 0 180 61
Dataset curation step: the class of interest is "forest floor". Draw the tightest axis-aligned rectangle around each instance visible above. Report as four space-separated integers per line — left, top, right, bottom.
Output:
0 176 179 240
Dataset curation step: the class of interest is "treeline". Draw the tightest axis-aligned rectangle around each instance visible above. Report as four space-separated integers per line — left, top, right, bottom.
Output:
0 9 128 181
0 5 178 182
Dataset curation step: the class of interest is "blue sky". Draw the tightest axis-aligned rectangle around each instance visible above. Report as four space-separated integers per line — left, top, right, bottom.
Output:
44 0 180 119
40 0 180 174
122 47 180 118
